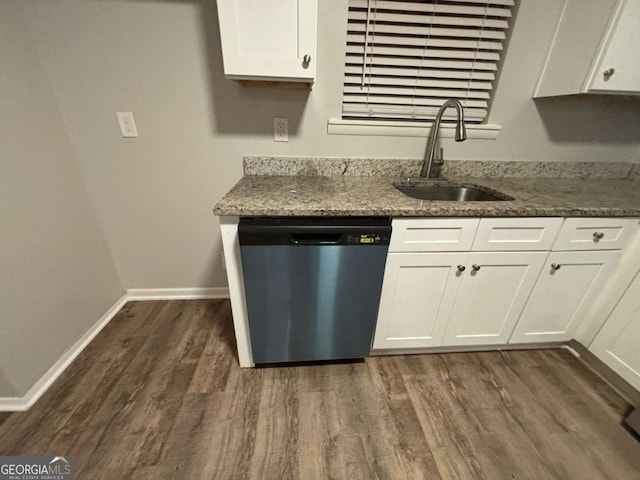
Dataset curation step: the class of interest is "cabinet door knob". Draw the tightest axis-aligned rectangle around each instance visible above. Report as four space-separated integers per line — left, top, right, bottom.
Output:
603 68 615 78
551 263 561 270
472 264 481 271
303 54 311 68
593 231 605 241
457 265 466 272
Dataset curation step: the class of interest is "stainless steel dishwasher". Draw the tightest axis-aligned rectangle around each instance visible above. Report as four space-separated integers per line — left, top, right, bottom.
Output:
238 217 391 364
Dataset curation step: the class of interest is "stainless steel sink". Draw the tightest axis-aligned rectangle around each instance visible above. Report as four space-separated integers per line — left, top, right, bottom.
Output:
394 183 513 201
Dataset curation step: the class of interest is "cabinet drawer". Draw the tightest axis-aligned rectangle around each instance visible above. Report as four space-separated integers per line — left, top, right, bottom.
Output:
472 218 563 251
553 218 639 251
389 218 479 252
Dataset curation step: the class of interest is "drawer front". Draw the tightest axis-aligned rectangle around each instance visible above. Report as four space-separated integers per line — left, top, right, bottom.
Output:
472 218 563 251
553 218 639 251
389 218 479 252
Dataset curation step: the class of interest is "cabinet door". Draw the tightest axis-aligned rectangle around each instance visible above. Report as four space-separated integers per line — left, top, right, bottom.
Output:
372 252 466 350
510 251 621 344
217 0 317 81
589 0 640 93
532 0 619 97
590 269 640 391
442 252 547 346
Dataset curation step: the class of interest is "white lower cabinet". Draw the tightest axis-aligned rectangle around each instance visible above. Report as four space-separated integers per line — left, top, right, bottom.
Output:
509 250 621 344
373 216 638 353
442 252 548 346
589 270 640 391
373 218 555 350
373 251 548 349
372 252 466 350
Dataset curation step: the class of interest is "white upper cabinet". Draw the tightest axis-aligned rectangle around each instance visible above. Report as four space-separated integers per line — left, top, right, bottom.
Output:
589 0 640 93
534 0 640 97
216 0 317 82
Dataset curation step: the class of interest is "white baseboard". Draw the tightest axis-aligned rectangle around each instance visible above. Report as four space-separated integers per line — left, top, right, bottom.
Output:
0 294 129 412
0 287 230 412
126 287 229 301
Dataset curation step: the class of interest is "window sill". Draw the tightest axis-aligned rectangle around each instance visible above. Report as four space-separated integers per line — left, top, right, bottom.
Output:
327 119 502 139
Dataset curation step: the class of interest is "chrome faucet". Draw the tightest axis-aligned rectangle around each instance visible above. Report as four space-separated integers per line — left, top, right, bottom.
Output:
420 99 467 178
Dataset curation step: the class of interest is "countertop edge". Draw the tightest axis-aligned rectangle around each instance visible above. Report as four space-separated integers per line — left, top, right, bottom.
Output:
213 175 640 218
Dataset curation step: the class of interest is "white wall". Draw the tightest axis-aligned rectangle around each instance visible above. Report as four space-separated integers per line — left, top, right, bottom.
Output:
21 0 640 290
0 2 124 398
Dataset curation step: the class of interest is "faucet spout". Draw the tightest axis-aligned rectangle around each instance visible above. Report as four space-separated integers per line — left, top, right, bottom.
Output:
420 99 467 178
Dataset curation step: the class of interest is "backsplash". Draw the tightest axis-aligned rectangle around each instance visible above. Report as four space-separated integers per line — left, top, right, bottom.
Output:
244 157 640 180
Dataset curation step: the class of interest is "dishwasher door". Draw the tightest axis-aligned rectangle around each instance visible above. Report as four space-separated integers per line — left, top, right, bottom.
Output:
239 217 391 364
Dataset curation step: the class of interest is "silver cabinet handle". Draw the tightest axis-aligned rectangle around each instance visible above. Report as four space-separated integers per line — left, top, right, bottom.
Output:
604 68 615 78
457 265 466 272
593 232 605 241
551 263 561 270
303 54 311 68
472 264 481 271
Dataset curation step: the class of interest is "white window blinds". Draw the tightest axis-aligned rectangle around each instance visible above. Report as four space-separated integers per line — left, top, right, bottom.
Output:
342 0 515 123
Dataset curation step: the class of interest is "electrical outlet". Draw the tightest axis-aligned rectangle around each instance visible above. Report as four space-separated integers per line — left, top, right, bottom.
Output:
116 112 139 138
274 117 288 142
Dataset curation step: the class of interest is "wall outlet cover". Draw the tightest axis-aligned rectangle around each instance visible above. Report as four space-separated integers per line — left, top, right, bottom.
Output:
116 112 139 138
274 117 288 142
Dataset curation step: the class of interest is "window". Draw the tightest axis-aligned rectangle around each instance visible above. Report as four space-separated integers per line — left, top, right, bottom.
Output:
340 0 516 126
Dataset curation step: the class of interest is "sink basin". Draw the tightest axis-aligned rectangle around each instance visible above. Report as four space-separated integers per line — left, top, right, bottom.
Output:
394 183 513 201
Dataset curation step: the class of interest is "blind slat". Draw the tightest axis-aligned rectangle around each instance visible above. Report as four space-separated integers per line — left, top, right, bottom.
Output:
348 11 510 30
344 79 493 91
344 75 493 90
349 0 514 12
346 34 504 51
348 57 497 71
442 0 514 6
348 23 506 40
343 104 489 122
345 71 495 83
344 96 489 108
349 0 512 17
344 66 496 80
346 45 500 61
342 92 489 105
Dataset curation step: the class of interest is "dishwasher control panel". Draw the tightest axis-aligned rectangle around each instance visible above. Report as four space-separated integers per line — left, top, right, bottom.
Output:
347 233 390 245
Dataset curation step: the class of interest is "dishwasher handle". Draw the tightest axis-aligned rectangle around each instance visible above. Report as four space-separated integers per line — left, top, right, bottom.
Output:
291 233 342 245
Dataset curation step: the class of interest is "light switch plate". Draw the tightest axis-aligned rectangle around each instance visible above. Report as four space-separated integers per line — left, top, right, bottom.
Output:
116 112 139 138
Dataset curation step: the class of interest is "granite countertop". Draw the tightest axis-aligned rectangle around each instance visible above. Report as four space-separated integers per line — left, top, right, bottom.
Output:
213 175 640 217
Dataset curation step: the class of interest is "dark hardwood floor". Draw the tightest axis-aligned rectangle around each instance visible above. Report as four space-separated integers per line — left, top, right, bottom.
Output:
1 299 639 479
